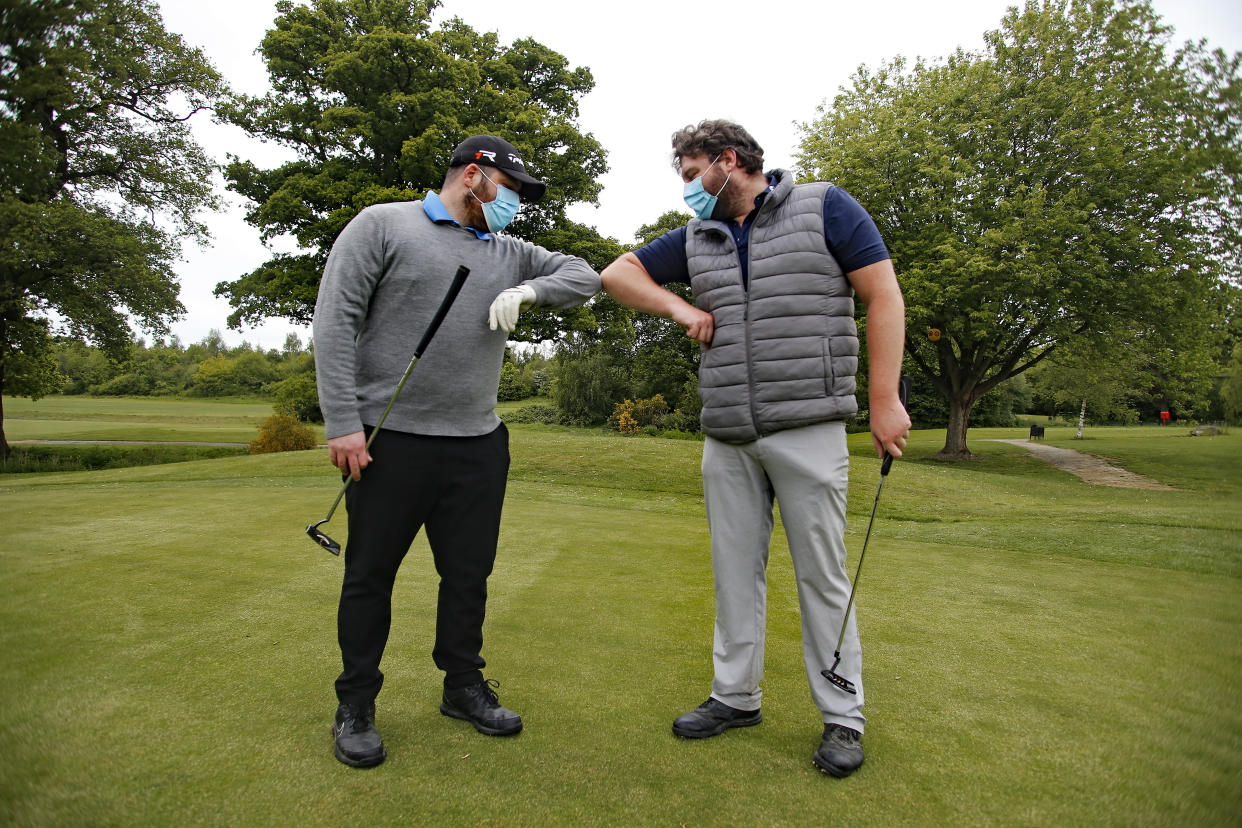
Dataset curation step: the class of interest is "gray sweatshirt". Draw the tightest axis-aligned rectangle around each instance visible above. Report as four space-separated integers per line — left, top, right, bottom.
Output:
313 199 600 439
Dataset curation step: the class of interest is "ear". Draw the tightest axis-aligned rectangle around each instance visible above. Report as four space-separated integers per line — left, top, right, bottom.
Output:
719 147 740 172
459 163 481 189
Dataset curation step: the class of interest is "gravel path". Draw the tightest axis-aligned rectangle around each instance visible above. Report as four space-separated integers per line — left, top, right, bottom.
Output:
992 439 1177 490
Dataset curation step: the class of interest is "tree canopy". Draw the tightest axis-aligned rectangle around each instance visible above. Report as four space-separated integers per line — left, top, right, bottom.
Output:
216 0 608 330
797 0 1241 456
0 0 225 456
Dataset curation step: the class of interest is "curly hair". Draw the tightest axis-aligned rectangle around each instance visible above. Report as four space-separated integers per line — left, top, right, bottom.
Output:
670 119 765 175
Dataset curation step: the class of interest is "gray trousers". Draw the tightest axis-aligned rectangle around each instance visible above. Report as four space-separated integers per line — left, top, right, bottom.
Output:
702 421 865 732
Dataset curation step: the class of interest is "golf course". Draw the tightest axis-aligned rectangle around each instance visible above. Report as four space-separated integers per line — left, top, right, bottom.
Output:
1 396 1239 825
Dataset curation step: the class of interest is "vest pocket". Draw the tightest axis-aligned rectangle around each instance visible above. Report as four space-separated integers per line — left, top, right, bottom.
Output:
822 337 836 396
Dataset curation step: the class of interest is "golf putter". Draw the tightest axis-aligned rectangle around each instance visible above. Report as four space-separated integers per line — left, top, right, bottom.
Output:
822 374 912 694
305 265 471 555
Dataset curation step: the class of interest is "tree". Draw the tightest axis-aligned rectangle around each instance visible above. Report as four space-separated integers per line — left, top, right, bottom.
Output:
216 0 607 330
496 359 532 401
189 351 280 397
1028 341 1144 435
797 0 1240 457
0 0 225 456
1222 342 1242 423
625 211 700 405
273 372 323 422
549 349 628 426
547 209 702 426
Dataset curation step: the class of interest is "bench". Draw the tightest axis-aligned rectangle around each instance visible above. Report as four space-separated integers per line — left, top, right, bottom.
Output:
1029 424 1045 441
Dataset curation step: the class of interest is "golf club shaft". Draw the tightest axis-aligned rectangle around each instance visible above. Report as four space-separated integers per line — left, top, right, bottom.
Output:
318 265 471 523
831 375 911 654
833 475 885 654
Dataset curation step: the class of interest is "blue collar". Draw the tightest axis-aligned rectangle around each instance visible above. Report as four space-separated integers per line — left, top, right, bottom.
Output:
422 191 492 240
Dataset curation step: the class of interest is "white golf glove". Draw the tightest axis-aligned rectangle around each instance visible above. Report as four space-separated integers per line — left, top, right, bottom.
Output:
487 284 536 334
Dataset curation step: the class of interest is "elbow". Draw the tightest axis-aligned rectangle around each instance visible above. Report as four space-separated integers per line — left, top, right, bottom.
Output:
599 263 620 295
600 252 640 295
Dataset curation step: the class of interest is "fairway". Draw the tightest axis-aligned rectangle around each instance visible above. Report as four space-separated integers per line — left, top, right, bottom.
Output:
1 400 1240 825
3 395 287 444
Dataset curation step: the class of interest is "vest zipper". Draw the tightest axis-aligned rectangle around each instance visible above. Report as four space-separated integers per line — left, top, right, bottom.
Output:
741 241 762 439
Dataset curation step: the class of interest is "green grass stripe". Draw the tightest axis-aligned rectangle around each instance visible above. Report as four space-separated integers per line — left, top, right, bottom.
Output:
1 401 1239 824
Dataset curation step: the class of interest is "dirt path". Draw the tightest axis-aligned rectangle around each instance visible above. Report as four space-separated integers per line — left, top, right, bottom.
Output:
991 439 1177 490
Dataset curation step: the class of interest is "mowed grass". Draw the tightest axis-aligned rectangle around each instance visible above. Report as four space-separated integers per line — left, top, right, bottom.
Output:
3 394 308 443
1 399 1240 825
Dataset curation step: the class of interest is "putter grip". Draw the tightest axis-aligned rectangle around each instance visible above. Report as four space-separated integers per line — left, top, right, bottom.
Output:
414 265 470 358
880 375 913 476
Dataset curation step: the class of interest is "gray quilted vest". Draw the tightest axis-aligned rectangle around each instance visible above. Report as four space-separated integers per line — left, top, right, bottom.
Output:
686 169 859 443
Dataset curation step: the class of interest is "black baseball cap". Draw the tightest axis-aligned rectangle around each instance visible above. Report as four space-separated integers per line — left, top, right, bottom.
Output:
449 135 547 202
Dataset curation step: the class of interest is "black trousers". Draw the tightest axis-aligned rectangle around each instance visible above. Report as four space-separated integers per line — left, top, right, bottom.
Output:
335 423 509 705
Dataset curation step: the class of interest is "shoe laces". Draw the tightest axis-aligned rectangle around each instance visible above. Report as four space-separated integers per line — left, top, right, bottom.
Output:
827 724 860 745
344 704 374 732
479 678 501 704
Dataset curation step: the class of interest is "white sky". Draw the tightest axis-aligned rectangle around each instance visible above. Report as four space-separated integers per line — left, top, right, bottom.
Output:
154 0 1242 350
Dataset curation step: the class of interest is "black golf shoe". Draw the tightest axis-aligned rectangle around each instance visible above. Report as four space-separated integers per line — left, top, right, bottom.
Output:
333 702 386 768
812 723 864 778
440 679 522 736
672 698 762 739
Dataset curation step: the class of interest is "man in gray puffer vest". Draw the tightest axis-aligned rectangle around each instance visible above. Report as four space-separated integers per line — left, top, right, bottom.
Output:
601 120 910 778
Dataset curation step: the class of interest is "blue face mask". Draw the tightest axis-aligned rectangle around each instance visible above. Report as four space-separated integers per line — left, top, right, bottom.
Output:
682 155 731 220
472 169 521 233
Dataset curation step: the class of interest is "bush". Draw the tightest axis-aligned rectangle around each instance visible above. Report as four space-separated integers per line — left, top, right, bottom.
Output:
91 372 154 396
611 394 670 434
191 352 280 397
500 404 560 424
661 408 699 433
249 414 318 454
273 373 322 422
497 362 535 401
616 409 639 435
550 351 628 425
0 445 247 474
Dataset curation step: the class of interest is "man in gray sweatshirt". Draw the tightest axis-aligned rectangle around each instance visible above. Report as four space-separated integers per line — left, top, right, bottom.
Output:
313 135 599 769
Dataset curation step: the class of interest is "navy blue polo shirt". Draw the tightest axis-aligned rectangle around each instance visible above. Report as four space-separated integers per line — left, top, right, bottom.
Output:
634 180 889 287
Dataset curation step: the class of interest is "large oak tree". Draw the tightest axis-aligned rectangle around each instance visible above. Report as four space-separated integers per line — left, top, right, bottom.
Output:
216 0 608 338
797 0 1240 457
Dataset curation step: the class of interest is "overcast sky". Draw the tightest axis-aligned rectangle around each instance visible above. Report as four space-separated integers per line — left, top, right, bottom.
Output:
154 0 1242 350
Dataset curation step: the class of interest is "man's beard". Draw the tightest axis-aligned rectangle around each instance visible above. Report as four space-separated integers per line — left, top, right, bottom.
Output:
710 177 747 222
460 187 487 230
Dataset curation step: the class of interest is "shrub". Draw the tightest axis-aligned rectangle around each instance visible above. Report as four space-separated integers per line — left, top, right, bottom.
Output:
501 404 559 424
249 414 318 454
91 372 154 396
661 408 699 433
617 409 640 435
497 362 535 401
550 351 628 425
611 394 670 434
1 445 247 473
191 352 280 397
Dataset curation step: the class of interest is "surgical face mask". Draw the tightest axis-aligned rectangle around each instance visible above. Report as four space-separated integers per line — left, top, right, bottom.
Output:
471 169 521 232
682 155 732 220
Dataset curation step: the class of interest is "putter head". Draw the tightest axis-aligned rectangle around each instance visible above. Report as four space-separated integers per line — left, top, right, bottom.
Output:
821 655 857 695
305 520 341 556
